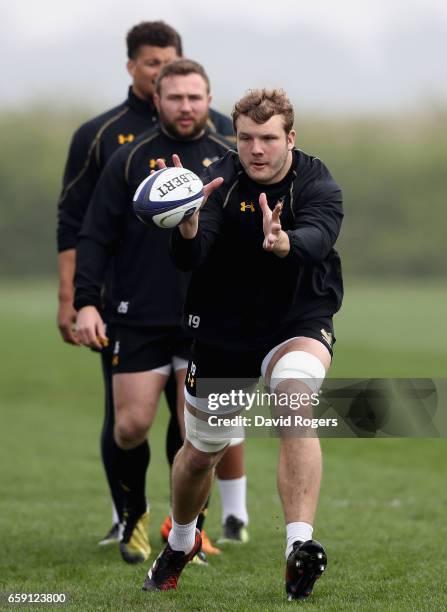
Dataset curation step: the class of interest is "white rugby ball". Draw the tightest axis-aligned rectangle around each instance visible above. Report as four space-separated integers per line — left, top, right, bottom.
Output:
133 166 204 229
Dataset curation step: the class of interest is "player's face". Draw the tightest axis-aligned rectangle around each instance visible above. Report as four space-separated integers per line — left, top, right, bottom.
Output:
127 45 179 100
236 115 295 184
154 74 211 140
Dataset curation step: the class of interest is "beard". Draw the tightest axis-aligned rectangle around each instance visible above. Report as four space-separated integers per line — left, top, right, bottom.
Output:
241 146 290 184
159 109 208 141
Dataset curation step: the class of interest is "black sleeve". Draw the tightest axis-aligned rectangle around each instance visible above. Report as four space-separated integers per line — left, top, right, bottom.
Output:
170 196 224 270
286 160 343 263
170 166 225 270
74 151 128 310
57 124 101 252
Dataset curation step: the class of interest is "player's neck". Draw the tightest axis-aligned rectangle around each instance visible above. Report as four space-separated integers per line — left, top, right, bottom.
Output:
159 123 206 142
131 85 153 104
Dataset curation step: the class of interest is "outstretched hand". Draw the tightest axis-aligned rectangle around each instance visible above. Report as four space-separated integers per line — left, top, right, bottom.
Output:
258 193 283 251
157 155 223 239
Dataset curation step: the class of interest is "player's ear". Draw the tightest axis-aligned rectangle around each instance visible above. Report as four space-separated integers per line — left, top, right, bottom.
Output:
127 59 135 78
287 129 296 150
153 93 161 112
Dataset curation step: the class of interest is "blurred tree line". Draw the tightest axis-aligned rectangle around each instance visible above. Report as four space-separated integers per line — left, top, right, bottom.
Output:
0 107 445 279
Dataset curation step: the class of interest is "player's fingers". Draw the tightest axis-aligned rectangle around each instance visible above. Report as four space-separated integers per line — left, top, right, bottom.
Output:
271 222 282 233
65 329 81 346
263 236 274 251
96 320 108 345
76 320 100 349
203 176 224 198
58 320 80 345
272 202 283 223
172 154 183 168
156 158 167 169
76 328 90 348
59 328 76 345
86 328 103 350
258 193 270 218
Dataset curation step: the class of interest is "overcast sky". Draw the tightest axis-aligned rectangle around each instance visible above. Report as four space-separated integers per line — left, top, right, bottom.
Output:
1 0 447 114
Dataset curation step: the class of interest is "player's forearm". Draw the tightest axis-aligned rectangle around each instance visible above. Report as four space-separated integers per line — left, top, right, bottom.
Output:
285 226 336 263
58 249 76 302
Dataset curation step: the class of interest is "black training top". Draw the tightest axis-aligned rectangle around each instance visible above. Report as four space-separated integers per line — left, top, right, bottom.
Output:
74 127 233 327
57 87 234 252
170 149 344 349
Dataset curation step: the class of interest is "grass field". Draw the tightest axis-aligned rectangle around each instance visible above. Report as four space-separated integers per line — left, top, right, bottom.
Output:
1 279 446 611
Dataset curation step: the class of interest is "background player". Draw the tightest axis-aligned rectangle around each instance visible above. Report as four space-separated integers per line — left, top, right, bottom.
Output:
143 89 343 599
56 22 248 550
74 59 241 564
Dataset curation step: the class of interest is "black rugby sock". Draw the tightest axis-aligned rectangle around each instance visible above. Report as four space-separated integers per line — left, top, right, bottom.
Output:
116 440 150 517
100 350 126 522
196 496 210 532
164 373 183 467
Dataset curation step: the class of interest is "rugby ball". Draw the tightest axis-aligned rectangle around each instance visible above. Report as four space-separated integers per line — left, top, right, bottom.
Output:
133 167 204 229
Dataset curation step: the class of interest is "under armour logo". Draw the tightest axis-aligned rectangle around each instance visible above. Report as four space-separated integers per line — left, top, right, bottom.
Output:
240 202 255 212
118 134 135 144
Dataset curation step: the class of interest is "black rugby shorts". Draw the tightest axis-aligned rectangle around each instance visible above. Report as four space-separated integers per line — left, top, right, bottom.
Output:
106 325 191 374
185 316 335 400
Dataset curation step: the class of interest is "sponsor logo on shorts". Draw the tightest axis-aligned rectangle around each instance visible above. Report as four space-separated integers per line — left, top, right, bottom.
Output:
112 341 120 366
321 329 333 346
187 362 196 388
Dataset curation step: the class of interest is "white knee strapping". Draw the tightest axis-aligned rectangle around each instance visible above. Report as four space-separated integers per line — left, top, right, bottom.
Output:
229 435 245 446
269 351 326 394
184 408 236 453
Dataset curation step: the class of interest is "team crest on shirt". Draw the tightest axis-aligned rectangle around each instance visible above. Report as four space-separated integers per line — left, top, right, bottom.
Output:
321 329 333 346
117 134 135 145
202 156 219 167
240 201 255 213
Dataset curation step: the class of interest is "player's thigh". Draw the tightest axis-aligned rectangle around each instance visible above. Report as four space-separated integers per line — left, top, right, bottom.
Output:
113 370 167 429
263 317 335 386
183 342 263 452
111 325 175 428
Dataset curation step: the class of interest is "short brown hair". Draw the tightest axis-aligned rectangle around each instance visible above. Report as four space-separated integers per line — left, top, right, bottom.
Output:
155 59 210 95
232 89 294 133
126 21 183 59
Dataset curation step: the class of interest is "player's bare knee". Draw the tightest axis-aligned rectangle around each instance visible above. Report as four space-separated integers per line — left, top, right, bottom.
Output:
114 416 148 447
275 379 315 420
182 440 222 474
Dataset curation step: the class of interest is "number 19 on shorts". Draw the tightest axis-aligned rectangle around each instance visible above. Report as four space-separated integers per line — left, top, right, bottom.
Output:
188 314 201 329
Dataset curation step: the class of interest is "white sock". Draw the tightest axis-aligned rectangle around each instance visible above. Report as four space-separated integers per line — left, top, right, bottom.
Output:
168 517 197 554
217 476 249 525
285 522 313 559
112 504 120 525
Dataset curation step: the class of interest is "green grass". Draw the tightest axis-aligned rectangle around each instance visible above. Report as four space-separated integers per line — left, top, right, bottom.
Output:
0 279 446 611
